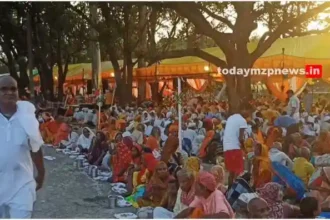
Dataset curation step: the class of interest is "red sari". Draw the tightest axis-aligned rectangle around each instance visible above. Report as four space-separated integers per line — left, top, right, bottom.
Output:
199 130 215 158
111 141 132 183
40 120 61 144
53 123 70 146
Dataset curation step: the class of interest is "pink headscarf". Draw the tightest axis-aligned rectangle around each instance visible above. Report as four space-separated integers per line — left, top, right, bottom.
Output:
257 182 284 218
196 171 217 192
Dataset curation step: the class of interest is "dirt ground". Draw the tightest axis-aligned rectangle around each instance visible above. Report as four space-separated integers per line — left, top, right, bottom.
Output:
32 147 136 218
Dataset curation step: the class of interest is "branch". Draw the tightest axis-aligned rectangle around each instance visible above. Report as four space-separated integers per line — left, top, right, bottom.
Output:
287 26 330 37
251 2 330 60
160 17 181 53
198 4 234 29
148 48 227 68
0 57 8 65
69 4 101 34
167 2 232 55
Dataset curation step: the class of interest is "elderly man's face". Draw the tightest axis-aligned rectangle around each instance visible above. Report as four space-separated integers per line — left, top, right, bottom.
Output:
0 76 18 105
248 199 269 218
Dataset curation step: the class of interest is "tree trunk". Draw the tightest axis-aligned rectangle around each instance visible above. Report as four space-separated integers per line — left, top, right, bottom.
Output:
17 61 29 90
126 61 133 104
137 5 148 103
27 11 34 98
90 3 101 91
150 82 158 102
225 58 253 114
39 63 54 100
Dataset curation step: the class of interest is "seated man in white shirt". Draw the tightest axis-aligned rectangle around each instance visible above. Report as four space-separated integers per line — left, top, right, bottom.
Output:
183 122 197 143
269 142 293 170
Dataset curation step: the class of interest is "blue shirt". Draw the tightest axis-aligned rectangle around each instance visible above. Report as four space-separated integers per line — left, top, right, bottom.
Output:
274 115 297 128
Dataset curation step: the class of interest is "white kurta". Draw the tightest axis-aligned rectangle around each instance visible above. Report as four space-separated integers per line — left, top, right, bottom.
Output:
0 109 43 218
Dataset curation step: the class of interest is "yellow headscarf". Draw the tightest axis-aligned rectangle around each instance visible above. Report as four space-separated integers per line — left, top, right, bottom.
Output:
184 157 201 176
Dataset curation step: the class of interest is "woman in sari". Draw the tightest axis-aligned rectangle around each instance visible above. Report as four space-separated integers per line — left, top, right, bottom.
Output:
40 115 61 144
265 126 283 149
211 165 227 193
125 152 159 208
115 114 127 132
110 136 133 183
258 182 299 218
98 111 109 130
176 171 235 218
137 161 172 208
198 119 215 159
76 127 95 154
59 127 79 150
102 118 116 134
252 143 272 189
161 136 183 176
146 127 161 160
310 167 330 210
288 132 311 159
88 131 108 166
314 131 330 155
131 123 145 145
126 143 143 195
53 123 70 147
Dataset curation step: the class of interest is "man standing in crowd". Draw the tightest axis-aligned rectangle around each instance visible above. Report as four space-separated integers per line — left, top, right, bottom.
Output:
223 103 251 186
286 89 300 122
0 76 45 218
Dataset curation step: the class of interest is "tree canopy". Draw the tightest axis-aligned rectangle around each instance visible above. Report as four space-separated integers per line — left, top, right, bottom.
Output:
0 2 329 107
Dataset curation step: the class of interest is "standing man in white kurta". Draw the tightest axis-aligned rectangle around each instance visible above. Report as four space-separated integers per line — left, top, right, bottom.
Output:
0 76 45 218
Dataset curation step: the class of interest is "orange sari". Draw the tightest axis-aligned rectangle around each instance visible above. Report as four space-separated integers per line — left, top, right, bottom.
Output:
40 120 61 144
146 136 160 151
53 123 70 146
266 126 282 148
253 144 272 188
190 208 204 218
98 112 109 129
199 130 215 158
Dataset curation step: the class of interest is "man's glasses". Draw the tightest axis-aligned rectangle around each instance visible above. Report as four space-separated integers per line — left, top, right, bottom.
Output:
0 87 18 93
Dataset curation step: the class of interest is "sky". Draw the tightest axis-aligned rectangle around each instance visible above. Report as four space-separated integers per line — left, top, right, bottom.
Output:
158 2 330 41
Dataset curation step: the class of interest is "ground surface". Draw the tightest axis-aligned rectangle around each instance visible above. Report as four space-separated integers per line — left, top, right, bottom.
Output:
33 147 136 218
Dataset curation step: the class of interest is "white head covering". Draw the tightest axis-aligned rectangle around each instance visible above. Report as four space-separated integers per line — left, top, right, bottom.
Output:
166 112 172 119
187 122 196 128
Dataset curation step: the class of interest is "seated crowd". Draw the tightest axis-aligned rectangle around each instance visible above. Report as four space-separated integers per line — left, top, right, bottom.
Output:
37 94 330 218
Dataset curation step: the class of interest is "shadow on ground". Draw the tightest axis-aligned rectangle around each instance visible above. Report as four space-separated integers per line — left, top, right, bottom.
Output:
33 147 136 218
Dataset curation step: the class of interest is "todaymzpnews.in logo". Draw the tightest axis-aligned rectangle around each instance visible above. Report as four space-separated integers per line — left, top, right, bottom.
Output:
218 65 322 78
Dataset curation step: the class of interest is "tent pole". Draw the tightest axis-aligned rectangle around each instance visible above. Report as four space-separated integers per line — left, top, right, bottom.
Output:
178 78 182 150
